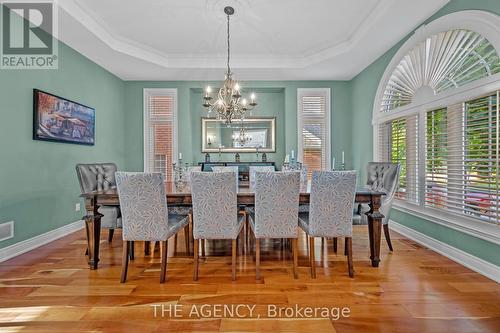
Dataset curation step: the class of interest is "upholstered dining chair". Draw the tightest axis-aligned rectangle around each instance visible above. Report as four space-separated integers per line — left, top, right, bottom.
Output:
282 166 309 212
190 171 244 281
352 162 400 251
212 166 239 188
299 170 357 278
184 166 202 183
76 163 121 243
249 171 301 279
115 172 189 283
249 166 275 190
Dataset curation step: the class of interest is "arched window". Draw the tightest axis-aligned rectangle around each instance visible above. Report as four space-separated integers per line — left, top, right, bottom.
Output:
373 11 500 228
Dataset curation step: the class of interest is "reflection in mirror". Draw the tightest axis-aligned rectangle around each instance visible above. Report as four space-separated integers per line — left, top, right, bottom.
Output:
202 117 275 152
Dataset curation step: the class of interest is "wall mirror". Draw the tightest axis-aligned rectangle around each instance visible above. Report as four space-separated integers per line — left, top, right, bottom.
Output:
202 117 276 153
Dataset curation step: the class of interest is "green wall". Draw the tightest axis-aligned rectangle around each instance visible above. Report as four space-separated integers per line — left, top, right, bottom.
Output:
123 81 352 171
0 18 126 247
350 0 500 265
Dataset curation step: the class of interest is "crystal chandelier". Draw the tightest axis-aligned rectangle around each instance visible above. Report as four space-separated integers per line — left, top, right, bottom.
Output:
232 124 252 146
202 6 257 124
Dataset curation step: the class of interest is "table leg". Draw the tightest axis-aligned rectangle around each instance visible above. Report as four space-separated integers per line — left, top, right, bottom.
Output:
84 197 102 270
366 194 384 268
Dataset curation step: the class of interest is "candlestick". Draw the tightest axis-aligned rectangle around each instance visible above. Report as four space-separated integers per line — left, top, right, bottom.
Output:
291 150 294 159
332 157 336 171
179 152 182 160
284 154 290 163
342 151 345 164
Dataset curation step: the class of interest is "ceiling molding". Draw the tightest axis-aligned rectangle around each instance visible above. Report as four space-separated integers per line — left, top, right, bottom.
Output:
55 0 451 80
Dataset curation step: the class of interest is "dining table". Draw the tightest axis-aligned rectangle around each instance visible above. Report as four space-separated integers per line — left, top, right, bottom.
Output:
80 181 385 270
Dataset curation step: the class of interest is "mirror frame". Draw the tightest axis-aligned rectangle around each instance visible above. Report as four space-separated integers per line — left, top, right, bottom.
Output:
201 117 276 153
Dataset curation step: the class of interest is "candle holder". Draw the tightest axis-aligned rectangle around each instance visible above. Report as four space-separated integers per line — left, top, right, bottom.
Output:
341 162 346 171
173 159 188 184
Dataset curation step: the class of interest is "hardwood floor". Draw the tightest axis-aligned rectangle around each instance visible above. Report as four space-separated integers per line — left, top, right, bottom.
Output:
0 226 499 332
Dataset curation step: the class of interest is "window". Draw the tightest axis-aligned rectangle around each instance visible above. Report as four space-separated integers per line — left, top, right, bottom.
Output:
143 89 177 181
297 88 331 178
373 12 500 229
379 115 419 203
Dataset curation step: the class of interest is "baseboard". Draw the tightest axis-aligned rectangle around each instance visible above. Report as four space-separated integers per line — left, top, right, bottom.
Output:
389 220 500 283
0 220 84 263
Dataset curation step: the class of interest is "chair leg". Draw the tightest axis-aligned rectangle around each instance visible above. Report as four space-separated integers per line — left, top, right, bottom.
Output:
174 234 178 253
108 229 114 242
201 239 206 257
255 238 261 280
193 239 199 281
232 239 237 281
346 237 354 278
344 239 348 256
309 236 316 279
383 224 394 252
333 237 338 253
184 225 190 255
129 241 135 260
292 238 298 279
144 241 150 255
120 241 130 283
160 240 168 283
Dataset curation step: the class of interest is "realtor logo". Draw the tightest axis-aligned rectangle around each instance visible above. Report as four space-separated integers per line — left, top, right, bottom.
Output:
1 1 58 69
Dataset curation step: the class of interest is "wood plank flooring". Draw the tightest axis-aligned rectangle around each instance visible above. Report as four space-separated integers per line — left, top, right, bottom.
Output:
0 226 499 332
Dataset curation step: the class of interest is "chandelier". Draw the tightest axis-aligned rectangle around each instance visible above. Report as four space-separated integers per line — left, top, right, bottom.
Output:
202 6 257 124
232 124 252 146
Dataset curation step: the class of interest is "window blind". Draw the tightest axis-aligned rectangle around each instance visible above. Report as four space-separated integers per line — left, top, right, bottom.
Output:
421 92 499 224
379 115 419 204
298 89 330 178
144 91 176 182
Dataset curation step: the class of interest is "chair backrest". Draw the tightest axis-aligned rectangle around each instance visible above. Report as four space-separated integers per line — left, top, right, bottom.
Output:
190 171 239 239
76 163 117 193
366 162 400 196
115 172 169 241
366 162 401 224
281 166 308 182
249 166 275 190
254 171 300 238
308 170 357 237
212 166 239 187
185 166 202 182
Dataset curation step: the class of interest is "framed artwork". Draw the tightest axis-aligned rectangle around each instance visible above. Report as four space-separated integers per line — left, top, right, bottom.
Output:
33 89 95 145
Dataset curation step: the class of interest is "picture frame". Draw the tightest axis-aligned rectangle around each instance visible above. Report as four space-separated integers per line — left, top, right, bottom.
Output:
33 89 95 145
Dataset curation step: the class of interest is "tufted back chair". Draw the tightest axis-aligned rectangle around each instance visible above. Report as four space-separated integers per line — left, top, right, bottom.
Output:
365 162 400 224
76 163 121 230
253 171 300 239
307 171 357 237
76 163 117 193
249 166 275 190
190 171 241 240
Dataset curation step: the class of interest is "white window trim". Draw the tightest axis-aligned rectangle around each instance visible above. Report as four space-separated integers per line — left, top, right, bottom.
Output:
143 88 178 173
297 88 331 170
372 11 500 243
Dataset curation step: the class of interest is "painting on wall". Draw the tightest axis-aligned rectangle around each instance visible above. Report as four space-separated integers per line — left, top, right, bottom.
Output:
33 89 95 145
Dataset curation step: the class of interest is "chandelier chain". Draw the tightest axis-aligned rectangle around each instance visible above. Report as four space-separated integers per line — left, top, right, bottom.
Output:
226 13 231 74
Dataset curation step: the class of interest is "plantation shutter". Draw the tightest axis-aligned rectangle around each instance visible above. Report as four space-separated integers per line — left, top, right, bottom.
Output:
144 90 177 182
463 93 499 223
298 89 330 178
379 115 419 203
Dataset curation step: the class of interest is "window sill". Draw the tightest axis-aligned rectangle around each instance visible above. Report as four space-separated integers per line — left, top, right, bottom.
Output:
392 201 500 245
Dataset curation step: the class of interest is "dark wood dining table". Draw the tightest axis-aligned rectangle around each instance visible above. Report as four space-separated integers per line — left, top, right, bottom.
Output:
80 181 385 270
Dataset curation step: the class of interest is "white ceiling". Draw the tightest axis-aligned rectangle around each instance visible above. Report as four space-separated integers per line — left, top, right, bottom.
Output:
56 0 450 81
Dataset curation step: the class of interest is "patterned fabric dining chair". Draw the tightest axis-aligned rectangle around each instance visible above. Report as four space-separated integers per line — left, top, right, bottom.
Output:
249 171 300 279
352 162 400 251
115 172 189 283
249 166 275 190
190 171 244 281
184 166 202 183
299 170 357 278
212 166 239 188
